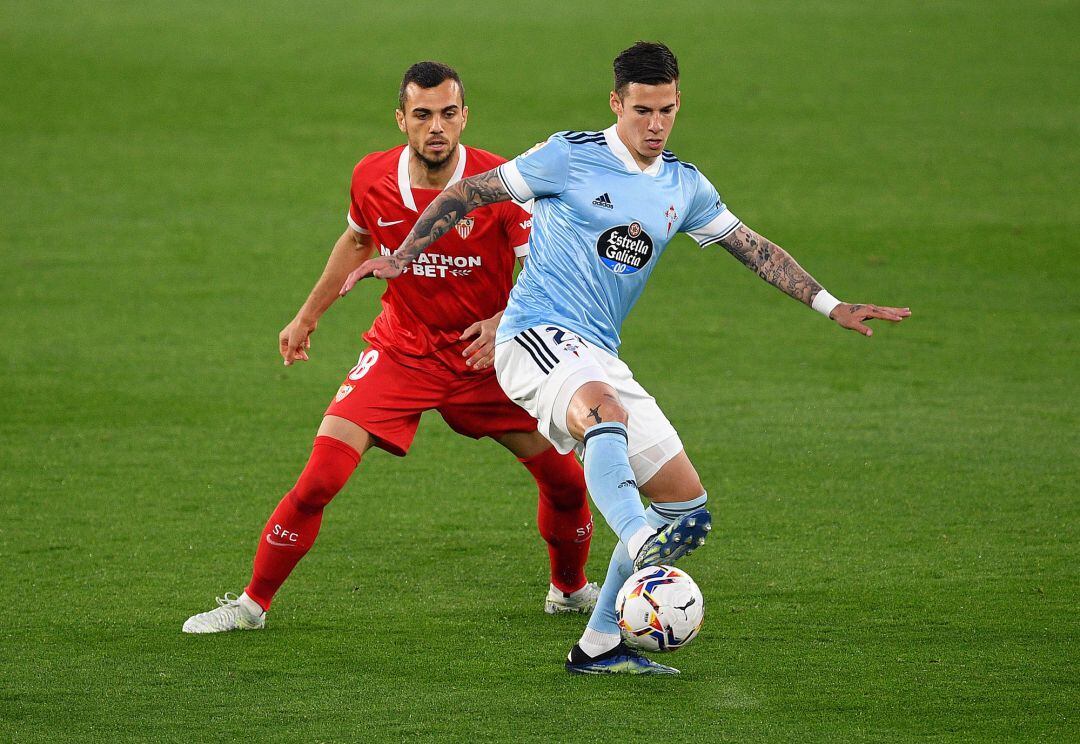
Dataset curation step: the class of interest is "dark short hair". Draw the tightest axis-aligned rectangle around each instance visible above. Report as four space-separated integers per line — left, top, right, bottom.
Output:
613 42 679 95
398 61 464 110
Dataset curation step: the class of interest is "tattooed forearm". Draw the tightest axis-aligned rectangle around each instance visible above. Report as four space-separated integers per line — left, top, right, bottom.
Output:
388 168 512 269
718 225 824 306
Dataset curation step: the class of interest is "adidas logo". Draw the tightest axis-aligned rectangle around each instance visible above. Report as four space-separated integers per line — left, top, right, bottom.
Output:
592 193 614 209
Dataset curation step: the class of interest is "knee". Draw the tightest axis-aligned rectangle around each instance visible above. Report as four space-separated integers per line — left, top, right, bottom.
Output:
539 473 588 511
594 394 629 426
290 469 348 512
524 450 588 509
544 469 587 502
570 390 629 434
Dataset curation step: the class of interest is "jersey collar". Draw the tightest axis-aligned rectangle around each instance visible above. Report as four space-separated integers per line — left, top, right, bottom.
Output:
603 125 663 177
396 144 468 211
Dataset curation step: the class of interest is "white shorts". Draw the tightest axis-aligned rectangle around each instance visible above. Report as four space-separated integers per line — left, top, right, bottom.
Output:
494 325 682 483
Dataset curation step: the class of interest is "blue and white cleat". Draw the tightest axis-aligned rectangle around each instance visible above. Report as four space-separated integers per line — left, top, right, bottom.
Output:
565 642 679 675
633 507 712 571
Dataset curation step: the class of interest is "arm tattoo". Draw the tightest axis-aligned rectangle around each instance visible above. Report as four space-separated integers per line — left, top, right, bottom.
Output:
388 168 512 270
718 225 824 306
587 405 603 425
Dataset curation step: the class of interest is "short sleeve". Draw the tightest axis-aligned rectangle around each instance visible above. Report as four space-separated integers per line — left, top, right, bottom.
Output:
681 171 740 247
347 208 369 234
501 200 533 257
346 160 371 234
497 135 572 202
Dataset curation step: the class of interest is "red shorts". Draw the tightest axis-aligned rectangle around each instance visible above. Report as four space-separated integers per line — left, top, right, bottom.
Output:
324 345 540 457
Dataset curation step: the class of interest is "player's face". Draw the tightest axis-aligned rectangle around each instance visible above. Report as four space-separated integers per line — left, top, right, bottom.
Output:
609 82 680 165
396 80 468 168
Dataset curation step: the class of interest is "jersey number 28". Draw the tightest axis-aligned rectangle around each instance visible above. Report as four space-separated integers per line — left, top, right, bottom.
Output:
347 349 380 380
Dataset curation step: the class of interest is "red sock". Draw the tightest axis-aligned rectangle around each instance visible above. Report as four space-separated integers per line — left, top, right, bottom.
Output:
520 447 593 594
244 436 361 610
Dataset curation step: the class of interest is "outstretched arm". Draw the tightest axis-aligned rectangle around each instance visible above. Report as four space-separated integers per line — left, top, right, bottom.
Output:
719 224 910 336
719 224 825 303
346 168 513 283
280 228 374 365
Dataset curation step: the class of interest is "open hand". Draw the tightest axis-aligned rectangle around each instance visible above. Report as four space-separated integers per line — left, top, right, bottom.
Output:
830 303 911 337
460 314 501 369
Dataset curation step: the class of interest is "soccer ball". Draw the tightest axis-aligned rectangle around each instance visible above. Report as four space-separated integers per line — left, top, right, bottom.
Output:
616 565 704 652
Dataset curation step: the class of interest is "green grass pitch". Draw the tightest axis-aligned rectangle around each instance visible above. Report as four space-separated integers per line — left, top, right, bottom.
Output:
1 1 1077 741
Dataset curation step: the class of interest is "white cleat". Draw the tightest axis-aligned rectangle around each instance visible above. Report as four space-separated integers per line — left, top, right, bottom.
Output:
182 592 265 634
544 582 600 615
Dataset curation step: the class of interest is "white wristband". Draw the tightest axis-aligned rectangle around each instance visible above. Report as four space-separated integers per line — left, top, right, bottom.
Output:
812 290 842 318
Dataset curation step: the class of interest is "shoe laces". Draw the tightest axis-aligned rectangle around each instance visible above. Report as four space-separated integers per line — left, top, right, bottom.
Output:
215 592 242 609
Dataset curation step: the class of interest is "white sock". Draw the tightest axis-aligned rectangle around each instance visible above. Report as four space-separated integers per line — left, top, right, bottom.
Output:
625 525 655 562
552 582 588 597
577 627 620 658
238 592 265 617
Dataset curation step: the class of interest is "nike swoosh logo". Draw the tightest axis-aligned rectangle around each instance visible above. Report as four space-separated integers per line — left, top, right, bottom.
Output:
377 217 406 227
266 536 297 547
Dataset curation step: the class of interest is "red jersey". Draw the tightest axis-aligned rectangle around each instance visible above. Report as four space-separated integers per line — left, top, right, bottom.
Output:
347 145 530 376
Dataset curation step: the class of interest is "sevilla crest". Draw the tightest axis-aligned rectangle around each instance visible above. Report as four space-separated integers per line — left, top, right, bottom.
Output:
455 218 474 239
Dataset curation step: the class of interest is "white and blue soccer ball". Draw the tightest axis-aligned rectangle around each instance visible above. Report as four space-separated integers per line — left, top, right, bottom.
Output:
616 565 704 652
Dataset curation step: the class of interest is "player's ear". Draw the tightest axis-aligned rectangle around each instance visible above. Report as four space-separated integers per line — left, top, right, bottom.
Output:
395 109 406 133
460 105 468 130
609 90 622 117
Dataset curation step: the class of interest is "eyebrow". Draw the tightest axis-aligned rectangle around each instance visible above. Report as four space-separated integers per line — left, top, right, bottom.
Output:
411 105 460 114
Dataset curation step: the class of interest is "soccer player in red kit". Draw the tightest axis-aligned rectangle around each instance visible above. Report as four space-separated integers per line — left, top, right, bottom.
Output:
183 62 597 633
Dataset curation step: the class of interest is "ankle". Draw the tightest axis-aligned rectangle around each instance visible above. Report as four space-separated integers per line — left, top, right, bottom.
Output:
578 627 620 658
238 592 266 617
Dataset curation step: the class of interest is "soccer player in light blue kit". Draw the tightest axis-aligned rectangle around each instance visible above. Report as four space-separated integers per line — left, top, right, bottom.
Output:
352 42 911 674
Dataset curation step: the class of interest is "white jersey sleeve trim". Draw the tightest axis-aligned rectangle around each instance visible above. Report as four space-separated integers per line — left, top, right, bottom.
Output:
688 210 741 247
498 160 536 203
347 212 370 234
512 242 530 258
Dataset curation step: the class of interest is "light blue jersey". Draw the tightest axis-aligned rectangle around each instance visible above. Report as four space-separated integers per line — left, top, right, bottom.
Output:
495 125 741 353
